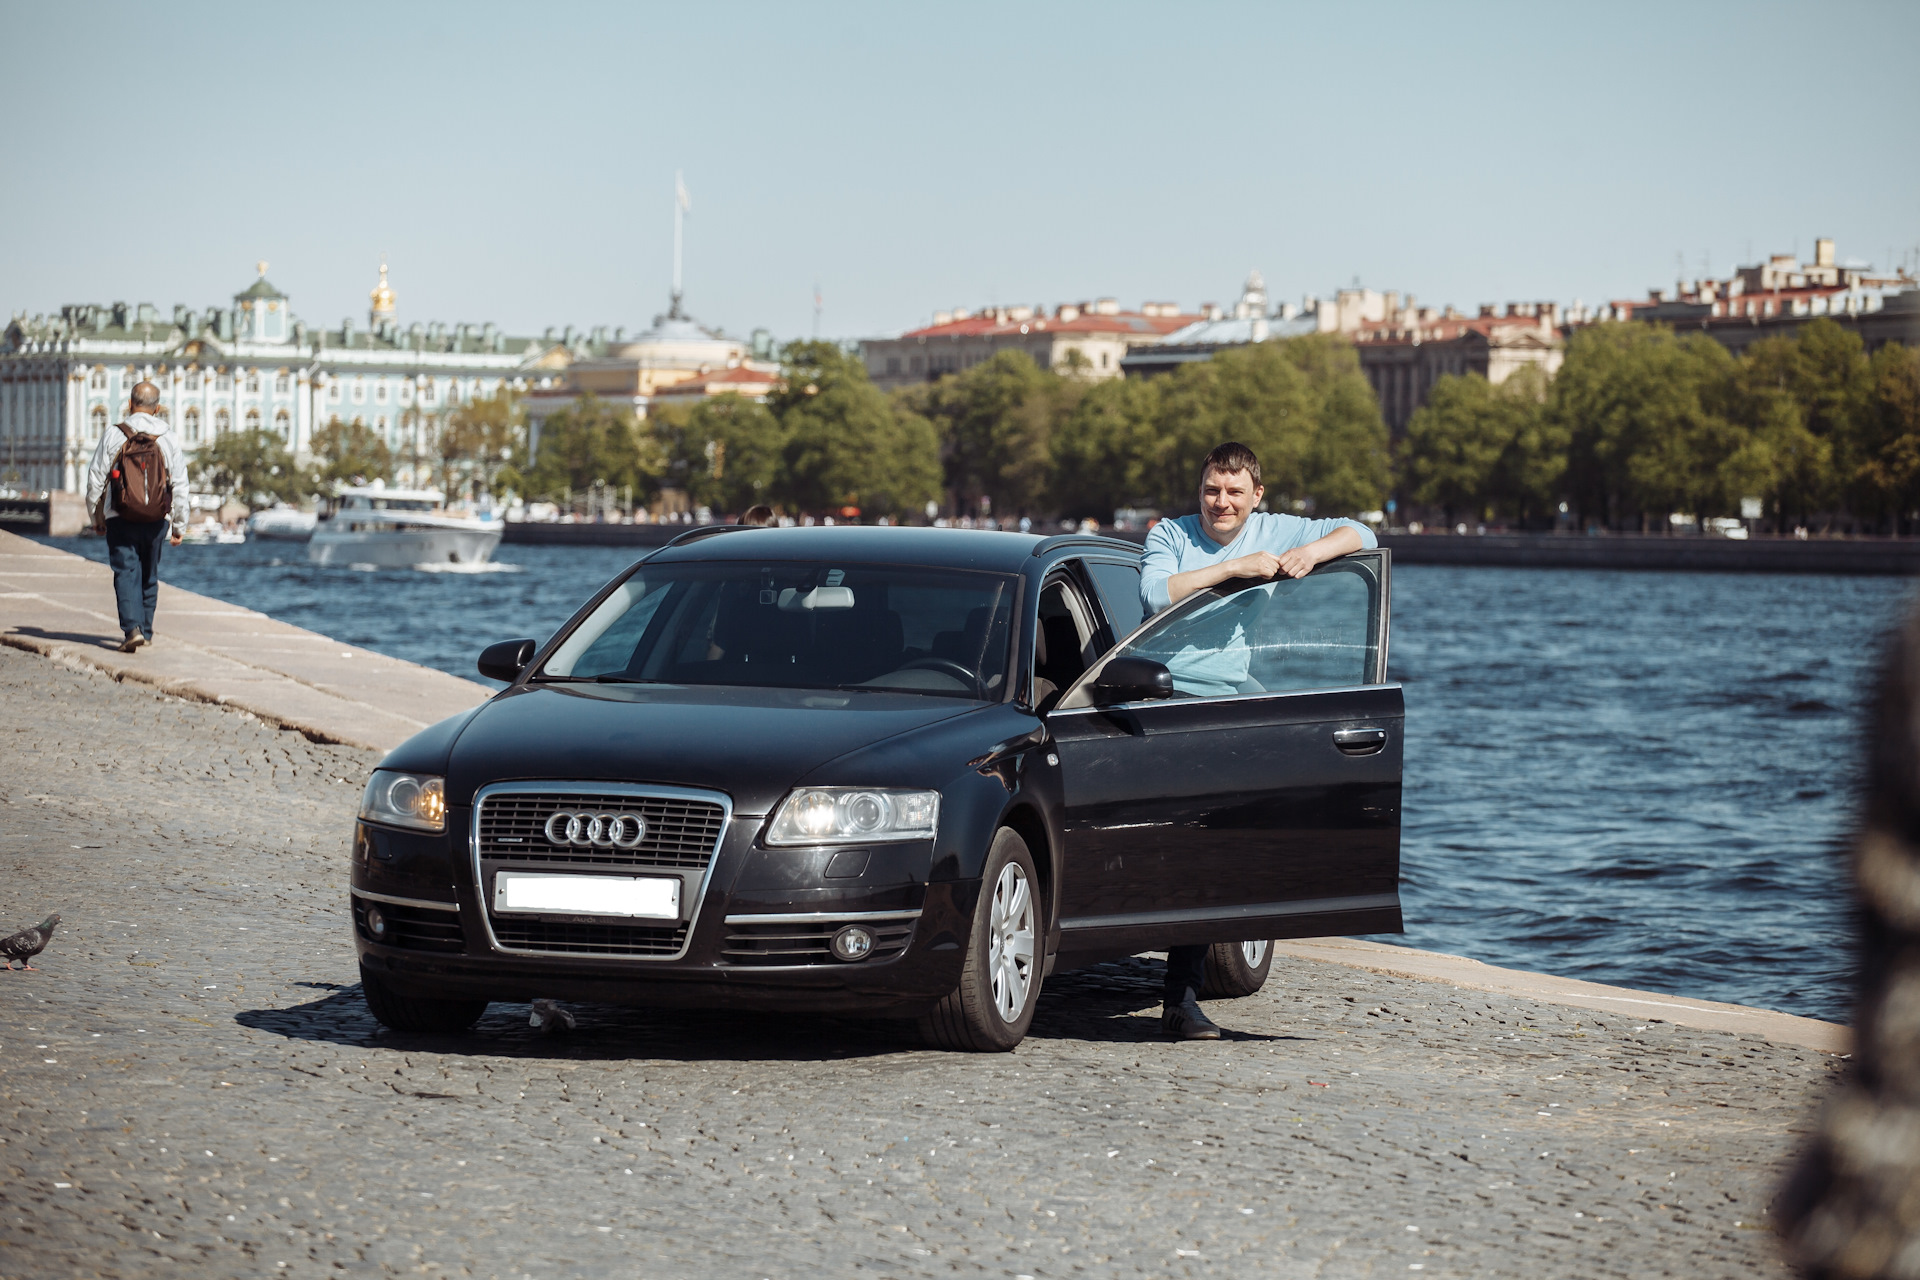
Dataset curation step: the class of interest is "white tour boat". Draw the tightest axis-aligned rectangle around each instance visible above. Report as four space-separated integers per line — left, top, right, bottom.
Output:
248 504 318 542
308 484 502 568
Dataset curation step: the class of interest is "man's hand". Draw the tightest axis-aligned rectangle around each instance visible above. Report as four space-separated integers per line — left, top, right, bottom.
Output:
93 520 106 536
1227 550 1286 581
169 532 183 547
1275 544 1322 579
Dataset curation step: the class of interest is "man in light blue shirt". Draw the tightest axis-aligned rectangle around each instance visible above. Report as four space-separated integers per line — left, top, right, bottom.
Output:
1140 440 1377 618
1137 440 1378 1041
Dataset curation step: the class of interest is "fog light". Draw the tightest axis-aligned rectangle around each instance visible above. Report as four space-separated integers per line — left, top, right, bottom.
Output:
366 905 388 940
830 925 875 962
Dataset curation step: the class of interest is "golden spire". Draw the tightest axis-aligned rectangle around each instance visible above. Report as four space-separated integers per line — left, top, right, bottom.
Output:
369 255 396 321
256 260 269 277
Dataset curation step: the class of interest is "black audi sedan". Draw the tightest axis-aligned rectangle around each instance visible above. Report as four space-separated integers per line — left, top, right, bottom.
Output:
349 526 1402 1050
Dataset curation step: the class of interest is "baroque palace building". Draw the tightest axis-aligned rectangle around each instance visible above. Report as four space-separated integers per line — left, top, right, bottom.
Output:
0 262 572 494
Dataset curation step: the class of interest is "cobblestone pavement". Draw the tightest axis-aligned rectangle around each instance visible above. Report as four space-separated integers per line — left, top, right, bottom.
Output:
0 645 1836 1278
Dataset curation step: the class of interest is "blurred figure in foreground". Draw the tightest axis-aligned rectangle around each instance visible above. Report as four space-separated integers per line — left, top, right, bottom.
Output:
741 505 775 527
1778 609 1920 1275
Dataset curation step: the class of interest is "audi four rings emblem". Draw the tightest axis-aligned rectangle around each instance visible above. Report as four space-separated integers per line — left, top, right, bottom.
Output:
544 810 647 849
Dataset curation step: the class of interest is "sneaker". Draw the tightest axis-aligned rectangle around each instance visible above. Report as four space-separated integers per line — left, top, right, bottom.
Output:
1161 1000 1223 1040
120 630 147 652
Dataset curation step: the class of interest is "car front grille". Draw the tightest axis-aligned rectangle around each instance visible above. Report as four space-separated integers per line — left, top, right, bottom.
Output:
490 919 689 957
354 898 465 953
476 791 727 869
721 917 917 967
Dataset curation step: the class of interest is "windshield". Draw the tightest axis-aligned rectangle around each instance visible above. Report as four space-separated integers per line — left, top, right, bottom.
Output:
539 562 1017 699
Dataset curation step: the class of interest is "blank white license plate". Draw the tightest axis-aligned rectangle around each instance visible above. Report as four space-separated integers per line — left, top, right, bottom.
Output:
493 872 681 920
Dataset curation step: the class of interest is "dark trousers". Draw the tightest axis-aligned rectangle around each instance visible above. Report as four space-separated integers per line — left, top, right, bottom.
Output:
105 517 167 638
1165 944 1208 1006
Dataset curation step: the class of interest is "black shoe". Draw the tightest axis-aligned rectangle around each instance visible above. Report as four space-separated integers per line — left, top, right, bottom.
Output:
1162 1001 1222 1040
120 630 147 652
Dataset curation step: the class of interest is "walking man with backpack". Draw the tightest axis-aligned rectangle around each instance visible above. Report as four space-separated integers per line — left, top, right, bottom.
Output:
84 380 190 652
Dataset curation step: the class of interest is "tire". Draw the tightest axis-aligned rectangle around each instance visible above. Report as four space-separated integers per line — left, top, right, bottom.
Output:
1199 939 1273 999
918 829 1043 1052
359 964 489 1033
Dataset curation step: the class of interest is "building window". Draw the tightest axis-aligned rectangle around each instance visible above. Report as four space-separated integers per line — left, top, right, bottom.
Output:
375 381 388 404
245 407 261 431
215 407 231 434
89 368 106 390
375 415 388 438
216 371 232 392
90 405 107 435
122 365 136 383
184 407 201 442
329 382 341 403
185 369 201 391
273 408 290 435
245 370 260 394
352 379 365 404
275 371 290 394
422 382 435 403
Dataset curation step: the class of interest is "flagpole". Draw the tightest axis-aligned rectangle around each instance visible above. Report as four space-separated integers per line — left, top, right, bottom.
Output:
671 170 684 317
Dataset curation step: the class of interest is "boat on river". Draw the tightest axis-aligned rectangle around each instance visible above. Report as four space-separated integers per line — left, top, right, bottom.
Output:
308 484 501 568
248 505 318 542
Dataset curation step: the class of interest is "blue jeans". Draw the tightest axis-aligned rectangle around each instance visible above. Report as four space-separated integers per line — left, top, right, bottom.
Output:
1164 945 1208 1006
105 517 168 638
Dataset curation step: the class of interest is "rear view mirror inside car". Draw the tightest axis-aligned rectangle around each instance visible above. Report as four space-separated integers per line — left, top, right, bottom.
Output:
778 586 855 611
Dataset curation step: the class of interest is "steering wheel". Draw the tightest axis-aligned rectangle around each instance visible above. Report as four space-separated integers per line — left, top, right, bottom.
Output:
896 657 983 697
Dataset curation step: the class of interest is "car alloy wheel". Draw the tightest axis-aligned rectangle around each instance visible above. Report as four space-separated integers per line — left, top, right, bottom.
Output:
919 828 1043 1051
987 860 1036 1022
1199 937 1275 1000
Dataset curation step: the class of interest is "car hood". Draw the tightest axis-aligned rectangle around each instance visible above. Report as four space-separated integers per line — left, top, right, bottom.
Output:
445 682 987 814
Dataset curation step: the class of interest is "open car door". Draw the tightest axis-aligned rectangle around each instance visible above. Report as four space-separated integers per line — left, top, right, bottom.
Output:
1046 549 1402 963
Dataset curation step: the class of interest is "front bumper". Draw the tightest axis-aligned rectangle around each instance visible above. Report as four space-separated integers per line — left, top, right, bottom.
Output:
350 811 977 1014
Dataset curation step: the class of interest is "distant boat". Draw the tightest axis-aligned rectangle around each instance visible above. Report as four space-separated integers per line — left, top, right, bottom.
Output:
249 505 318 542
308 483 502 568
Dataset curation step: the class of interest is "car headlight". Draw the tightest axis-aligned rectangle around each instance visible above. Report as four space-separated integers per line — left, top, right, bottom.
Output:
359 770 447 833
766 788 939 846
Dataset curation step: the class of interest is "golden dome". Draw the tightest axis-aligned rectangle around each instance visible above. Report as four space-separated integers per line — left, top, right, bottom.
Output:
369 257 396 318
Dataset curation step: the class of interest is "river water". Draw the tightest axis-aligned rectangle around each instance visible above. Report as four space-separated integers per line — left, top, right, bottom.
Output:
46 537 1913 1022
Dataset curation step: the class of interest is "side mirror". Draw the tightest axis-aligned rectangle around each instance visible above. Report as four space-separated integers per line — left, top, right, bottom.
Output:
478 638 537 683
1092 656 1174 705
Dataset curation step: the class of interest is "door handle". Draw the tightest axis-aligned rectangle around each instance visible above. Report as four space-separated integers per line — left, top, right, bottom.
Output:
1332 727 1387 755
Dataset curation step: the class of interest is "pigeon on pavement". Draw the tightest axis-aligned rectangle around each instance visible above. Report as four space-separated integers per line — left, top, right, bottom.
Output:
529 998 575 1034
1 914 59 970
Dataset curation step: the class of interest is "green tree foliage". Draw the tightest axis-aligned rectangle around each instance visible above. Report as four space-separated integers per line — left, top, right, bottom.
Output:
1549 323 1746 529
440 389 524 499
1850 343 1920 530
910 350 1081 518
520 394 662 502
1044 336 1390 519
1402 367 1566 525
310 417 393 488
657 394 791 514
194 427 309 507
771 342 940 518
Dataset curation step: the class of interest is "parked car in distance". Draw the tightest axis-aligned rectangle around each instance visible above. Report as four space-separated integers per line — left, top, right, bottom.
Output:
350 526 1402 1050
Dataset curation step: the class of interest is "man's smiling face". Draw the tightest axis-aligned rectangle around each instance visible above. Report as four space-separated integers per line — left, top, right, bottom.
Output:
1198 466 1263 545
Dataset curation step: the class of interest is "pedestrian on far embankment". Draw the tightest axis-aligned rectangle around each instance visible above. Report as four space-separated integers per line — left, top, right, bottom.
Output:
84 381 188 652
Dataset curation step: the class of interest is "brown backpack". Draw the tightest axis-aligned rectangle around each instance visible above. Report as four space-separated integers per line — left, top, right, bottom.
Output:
108 423 173 523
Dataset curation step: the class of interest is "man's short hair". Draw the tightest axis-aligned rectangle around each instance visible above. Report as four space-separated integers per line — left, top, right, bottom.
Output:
130 381 161 409
1201 441 1261 488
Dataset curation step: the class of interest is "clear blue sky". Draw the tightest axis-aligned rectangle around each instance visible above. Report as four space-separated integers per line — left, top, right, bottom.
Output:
3 0 1914 345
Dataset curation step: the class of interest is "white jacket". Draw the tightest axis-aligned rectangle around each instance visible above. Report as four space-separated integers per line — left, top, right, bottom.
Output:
84 412 191 527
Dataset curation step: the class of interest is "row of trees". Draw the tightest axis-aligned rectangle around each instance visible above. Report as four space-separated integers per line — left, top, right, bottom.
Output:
192 318 1919 534
1402 319 1920 532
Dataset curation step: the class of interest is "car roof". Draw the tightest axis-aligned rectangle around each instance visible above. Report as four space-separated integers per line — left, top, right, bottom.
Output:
647 525 1141 573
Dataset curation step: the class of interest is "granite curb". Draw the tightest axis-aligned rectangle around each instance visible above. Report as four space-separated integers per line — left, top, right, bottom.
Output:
0 527 489 752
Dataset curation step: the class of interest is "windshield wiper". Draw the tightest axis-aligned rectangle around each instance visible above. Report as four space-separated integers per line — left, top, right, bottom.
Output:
592 674 654 684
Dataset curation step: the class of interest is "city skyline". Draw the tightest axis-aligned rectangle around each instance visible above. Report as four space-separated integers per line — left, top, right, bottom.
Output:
3 0 1916 344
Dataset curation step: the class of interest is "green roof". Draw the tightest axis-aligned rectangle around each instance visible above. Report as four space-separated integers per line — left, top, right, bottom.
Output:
236 276 285 300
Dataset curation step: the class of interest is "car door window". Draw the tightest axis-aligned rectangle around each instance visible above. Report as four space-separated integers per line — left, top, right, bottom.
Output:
1032 578 1097 711
1083 560 1144 639
1063 557 1382 705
